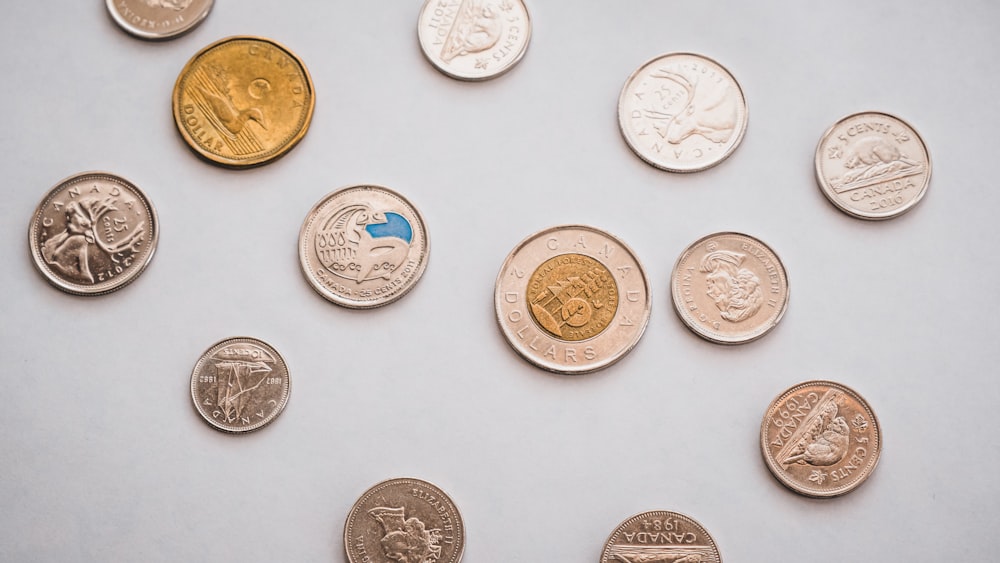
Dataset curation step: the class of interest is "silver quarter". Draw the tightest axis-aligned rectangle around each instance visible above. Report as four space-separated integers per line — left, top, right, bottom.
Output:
417 0 532 81
106 0 213 41
619 52 749 173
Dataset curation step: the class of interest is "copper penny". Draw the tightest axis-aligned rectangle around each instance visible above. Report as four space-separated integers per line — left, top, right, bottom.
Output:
600 510 722 563
760 380 882 498
28 171 159 296
670 232 788 344
344 477 465 563
815 111 931 220
190 337 291 433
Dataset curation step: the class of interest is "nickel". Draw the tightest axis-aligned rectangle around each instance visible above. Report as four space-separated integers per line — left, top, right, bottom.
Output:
815 111 931 220
494 225 650 374
600 510 722 563
344 477 465 563
760 380 882 497
670 232 788 344
106 0 213 40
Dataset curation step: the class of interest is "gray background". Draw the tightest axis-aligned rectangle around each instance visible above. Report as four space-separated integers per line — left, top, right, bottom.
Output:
1 1 998 561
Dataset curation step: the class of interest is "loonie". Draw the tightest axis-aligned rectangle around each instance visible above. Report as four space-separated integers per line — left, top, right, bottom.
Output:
190 337 291 433
172 36 315 168
344 477 465 563
760 380 882 497
815 111 931 220
495 225 650 374
299 185 430 309
600 510 722 563
417 0 531 81
619 52 748 173
670 232 788 344
28 171 158 296
106 0 213 40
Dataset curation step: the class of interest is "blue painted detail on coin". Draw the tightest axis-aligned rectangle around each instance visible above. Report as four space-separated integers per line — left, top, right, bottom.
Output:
366 212 412 244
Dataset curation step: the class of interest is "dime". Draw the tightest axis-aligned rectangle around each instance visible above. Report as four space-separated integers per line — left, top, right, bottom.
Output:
344 477 465 563
106 0 213 40
28 171 159 296
190 337 290 433
299 185 430 309
760 380 882 498
600 510 722 563
417 0 531 81
815 111 931 220
494 225 650 374
172 36 315 168
619 52 748 173
670 232 788 344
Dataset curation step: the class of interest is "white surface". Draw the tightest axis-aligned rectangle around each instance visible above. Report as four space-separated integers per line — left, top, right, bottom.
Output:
1 2 998 561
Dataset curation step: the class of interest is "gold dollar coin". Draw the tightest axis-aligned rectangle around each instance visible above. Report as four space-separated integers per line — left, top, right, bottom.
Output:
172 36 315 168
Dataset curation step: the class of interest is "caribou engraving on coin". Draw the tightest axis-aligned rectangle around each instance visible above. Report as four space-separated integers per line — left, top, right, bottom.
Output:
190 337 290 433
815 111 931 219
29 172 158 296
619 53 748 173
600 511 722 563
417 0 531 81
760 381 882 497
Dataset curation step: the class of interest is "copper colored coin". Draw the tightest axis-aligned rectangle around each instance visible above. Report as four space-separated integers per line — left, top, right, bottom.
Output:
760 380 882 498
670 232 788 344
298 185 430 309
190 337 291 433
344 477 465 563
416 0 532 81
106 0 213 40
600 510 722 563
28 171 159 296
618 52 749 173
172 36 315 168
495 225 651 375
815 111 931 220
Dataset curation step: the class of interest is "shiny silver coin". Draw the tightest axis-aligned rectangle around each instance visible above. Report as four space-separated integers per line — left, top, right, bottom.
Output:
299 185 430 309
190 337 291 434
495 225 651 374
417 0 532 81
815 111 931 220
28 171 159 296
618 52 749 173
106 0 213 40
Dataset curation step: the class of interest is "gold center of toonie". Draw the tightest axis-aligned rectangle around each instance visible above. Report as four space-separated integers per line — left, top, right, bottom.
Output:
526 253 618 342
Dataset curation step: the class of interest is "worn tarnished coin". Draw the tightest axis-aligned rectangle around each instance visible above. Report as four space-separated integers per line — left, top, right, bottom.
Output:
761 380 882 498
619 52 748 173
344 477 465 563
495 225 650 374
600 510 722 563
106 0 213 40
299 185 430 309
28 171 159 296
417 0 531 81
172 36 315 168
815 111 931 220
671 232 788 345
190 337 290 433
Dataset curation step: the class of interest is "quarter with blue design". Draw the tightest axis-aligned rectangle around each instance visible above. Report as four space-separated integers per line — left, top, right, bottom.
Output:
299 185 430 308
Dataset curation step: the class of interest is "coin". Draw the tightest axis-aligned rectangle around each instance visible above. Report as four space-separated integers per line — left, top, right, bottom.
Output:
299 185 430 309
495 225 650 374
106 0 213 40
815 111 931 220
190 337 291 433
670 232 788 345
760 380 882 498
344 477 465 563
600 510 722 563
28 171 159 296
172 36 315 168
417 0 531 81
618 52 748 173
